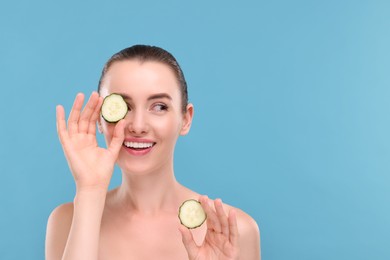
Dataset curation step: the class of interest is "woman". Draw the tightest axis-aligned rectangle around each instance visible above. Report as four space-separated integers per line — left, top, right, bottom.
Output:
46 45 260 259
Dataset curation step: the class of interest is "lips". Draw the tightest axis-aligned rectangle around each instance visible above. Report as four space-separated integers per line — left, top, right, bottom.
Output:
123 141 155 149
122 139 156 156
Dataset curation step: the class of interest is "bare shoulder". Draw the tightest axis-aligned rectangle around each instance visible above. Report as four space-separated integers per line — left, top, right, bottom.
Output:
45 202 74 259
224 202 261 259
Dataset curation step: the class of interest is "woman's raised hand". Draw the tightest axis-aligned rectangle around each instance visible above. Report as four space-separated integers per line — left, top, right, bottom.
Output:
180 196 240 260
56 92 125 192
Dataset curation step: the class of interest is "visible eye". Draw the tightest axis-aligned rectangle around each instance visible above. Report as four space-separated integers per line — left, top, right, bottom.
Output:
152 103 168 112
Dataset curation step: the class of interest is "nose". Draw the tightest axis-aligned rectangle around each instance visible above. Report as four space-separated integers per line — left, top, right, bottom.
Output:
126 110 149 135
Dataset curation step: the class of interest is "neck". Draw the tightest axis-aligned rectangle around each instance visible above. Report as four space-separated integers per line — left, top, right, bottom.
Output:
115 166 181 215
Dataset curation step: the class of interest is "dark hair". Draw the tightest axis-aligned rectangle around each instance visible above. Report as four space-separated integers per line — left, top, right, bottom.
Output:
98 45 188 113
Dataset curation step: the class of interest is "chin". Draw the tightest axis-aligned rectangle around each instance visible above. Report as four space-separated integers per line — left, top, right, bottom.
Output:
117 158 171 177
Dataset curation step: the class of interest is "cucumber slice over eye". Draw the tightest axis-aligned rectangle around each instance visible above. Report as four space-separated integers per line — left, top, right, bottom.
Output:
178 199 207 229
101 93 128 123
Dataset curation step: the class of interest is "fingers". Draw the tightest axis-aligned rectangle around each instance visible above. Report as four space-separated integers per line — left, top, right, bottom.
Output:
56 105 69 145
108 119 125 158
67 93 85 136
179 225 199 258
215 199 229 236
78 92 100 134
200 196 238 244
65 92 102 136
228 209 239 247
200 196 221 234
87 95 103 135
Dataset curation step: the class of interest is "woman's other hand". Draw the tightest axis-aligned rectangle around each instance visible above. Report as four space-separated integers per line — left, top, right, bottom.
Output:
179 196 240 260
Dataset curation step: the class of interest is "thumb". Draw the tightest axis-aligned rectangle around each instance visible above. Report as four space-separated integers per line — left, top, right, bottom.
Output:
179 225 199 259
108 120 125 157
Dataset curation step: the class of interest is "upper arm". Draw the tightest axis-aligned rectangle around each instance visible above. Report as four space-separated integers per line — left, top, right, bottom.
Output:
236 209 261 260
45 203 74 260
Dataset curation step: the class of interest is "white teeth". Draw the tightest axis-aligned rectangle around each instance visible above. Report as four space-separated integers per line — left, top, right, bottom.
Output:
123 142 154 149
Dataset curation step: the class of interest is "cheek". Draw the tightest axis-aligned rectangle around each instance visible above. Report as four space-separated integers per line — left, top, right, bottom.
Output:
153 116 182 139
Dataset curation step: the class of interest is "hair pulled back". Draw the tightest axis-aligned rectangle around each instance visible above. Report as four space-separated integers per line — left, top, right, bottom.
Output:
98 45 188 113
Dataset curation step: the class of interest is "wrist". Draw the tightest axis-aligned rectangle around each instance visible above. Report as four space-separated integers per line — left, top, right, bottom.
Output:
74 187 107 206
75 183 109 194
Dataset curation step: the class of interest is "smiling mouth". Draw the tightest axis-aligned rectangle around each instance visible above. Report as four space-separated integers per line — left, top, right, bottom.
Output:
123 141 156 150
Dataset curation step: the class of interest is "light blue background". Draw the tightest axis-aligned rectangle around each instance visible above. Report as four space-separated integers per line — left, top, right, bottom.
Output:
1 0 389 259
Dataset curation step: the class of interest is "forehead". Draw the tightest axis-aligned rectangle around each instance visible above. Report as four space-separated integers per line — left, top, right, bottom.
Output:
100 60 180 99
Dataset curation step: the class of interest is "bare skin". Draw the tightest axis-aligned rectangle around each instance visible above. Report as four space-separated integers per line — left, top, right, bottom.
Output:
45 60 261 260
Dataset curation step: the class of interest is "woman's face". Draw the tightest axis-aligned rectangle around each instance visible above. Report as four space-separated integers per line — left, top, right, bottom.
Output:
99 60 193 175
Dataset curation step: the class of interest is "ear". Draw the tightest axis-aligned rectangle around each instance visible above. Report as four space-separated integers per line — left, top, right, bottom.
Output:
180 103 194 136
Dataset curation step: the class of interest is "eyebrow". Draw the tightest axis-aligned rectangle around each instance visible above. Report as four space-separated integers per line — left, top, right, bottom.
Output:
147 93 172 101
117 92 172 101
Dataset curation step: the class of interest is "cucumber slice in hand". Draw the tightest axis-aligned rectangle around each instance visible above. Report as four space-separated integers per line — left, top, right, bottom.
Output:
179 199 207 229
101 93 128 123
